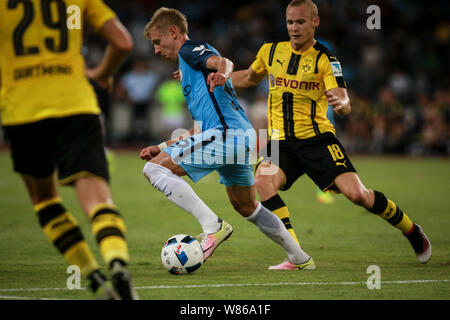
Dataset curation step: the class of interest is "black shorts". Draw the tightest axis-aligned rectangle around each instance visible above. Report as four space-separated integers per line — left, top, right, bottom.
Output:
256 132 356 192
3 114 109 185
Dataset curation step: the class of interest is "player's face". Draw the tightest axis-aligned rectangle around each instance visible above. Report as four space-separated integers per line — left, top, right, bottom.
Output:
286 4 319 51
149 27 178 61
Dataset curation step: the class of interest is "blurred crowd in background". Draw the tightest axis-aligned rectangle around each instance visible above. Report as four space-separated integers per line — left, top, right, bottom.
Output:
2 0 449 156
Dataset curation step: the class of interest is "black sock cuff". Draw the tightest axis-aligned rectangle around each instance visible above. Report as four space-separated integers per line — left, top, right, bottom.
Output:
110 259 127 269
367 190 388 214
37 203 66 228
261 194 286 211
88 270 106 292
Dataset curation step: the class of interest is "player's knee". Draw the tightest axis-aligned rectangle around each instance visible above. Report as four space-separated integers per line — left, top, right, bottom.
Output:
143 162 171 188
230 200 255 217
345 188 370 207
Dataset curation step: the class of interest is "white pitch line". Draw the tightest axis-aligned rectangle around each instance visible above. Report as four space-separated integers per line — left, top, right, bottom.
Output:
0 295 37 300
0 287 86 292
135 279 450 290
0 295 73 300
0 279 448 294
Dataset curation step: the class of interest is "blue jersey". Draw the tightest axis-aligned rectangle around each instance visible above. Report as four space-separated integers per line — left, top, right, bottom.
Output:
178 40 252 133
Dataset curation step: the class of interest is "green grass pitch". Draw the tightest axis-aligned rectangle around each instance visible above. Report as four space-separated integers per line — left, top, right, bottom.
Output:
0 151 449 300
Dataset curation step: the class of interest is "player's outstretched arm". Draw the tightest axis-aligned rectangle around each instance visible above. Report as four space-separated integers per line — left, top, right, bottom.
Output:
205 56 234 92
325 88 351 116
86 19 134 90
231 66 266 89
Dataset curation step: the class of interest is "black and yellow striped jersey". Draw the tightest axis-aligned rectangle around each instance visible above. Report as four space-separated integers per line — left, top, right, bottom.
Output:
0 0 116 126
251 40 347 140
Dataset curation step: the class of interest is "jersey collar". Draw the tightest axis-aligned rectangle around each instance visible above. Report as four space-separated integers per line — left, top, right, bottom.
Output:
289 39 317 54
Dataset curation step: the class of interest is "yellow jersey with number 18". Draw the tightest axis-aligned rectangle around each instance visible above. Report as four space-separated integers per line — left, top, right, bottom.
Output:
251 40 347 140
0 0 116 126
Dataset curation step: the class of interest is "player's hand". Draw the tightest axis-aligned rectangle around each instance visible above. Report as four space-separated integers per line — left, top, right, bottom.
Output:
207 72 227 92
324 89 348 115
140 145 161 161
173 69 181 81
85 67 114 93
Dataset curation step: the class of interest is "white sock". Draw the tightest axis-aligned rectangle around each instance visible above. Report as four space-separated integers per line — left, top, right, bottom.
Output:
143 162 220 234
246 202 310 264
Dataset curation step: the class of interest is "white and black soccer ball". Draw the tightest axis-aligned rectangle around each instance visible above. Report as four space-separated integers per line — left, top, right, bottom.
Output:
161 234 203 275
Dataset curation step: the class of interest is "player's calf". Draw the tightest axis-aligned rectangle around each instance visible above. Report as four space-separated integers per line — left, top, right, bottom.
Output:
367 190 414 233
89 203 139 299
261 194 301 246
143 161 221 234
89 203 129 267
367 190 431 264
246 202 311 266
34 197 100 277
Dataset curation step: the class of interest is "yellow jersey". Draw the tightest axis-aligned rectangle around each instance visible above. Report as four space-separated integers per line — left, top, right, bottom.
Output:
0 0 116 126
251 40 347 140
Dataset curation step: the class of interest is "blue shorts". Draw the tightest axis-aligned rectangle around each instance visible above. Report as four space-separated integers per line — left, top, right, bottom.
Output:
164 128 256 187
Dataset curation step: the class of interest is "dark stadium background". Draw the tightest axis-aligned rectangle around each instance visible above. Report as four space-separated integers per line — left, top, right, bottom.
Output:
3 0 449 156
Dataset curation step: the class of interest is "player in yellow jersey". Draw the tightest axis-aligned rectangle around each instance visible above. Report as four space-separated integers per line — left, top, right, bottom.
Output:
232 0 431 269
1 0 138 298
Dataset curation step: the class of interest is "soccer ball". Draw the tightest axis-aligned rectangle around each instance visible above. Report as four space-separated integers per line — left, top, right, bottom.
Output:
161 234 203 275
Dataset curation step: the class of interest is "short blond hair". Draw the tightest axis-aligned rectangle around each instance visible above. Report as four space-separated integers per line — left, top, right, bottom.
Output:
286 0 318 18
144 7 188 39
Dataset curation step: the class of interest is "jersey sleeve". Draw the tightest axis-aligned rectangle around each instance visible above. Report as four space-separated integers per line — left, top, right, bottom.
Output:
250 43 270 75
179 41 217 70
320 55 347 90
85 0 117 32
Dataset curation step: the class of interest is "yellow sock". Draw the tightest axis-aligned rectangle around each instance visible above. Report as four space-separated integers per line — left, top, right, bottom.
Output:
377 199 414 234
89 203 129 267
261 194 301 246
273 206 301 246
34 197 99 277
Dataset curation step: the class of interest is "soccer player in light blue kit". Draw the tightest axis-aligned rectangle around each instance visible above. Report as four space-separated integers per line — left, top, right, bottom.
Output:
140 7 315 269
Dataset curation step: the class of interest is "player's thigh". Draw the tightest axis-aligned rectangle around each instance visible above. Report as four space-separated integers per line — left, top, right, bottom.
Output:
254 160 287 192
256 140 305 192
164 130 222 182
217 163 254 188
300 132 356 192
3 120 61 204
55 114 110 185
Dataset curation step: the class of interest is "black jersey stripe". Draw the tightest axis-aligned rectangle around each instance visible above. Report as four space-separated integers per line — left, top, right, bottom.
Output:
313 41 331 56
282 92 295 139
269 93 273 135
335 76 347 88
310 100 321 136
201 70 229 135
314 51 323 73
268 42 279 66
313 41 330 75
313 41 347 88
286 53 301 75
